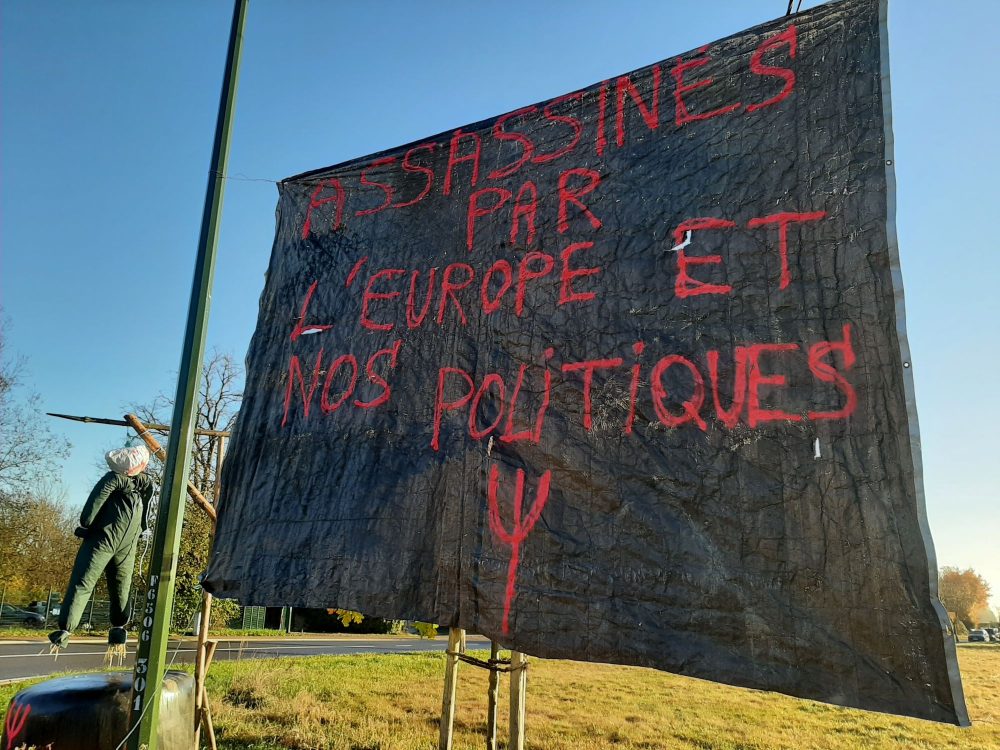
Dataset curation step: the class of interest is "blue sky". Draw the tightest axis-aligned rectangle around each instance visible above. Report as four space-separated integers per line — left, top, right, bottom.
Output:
2 0 997 608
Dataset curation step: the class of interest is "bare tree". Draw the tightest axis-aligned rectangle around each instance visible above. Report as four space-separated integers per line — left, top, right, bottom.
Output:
129 350 243 628
132 349 242 495
0 317 71 496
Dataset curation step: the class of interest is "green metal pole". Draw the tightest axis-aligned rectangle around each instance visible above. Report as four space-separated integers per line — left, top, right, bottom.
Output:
127 2 248 748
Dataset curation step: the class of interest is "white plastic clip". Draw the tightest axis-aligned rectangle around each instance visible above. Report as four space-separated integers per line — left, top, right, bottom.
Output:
669 230 692 252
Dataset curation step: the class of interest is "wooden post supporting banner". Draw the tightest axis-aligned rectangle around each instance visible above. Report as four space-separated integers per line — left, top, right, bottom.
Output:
438 627 465 750
509 651 528 750
194 433 226 748
436 633 522 749
193 591 214 748
486 641 501 750
199 640 219 750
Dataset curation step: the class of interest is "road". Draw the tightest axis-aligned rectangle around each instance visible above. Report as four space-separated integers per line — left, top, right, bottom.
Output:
0 634 490 683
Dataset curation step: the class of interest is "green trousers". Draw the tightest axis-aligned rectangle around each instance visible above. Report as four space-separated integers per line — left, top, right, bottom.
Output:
58 533 138 632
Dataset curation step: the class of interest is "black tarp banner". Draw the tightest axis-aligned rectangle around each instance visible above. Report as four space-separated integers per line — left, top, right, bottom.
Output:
205 0 968 725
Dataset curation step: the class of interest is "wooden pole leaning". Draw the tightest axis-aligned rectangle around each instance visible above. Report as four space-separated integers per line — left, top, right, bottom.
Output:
439 627 464 750
486 641 501 750
199 639 220 750
509 651 528 750
194 434 227 748
193 592 214 749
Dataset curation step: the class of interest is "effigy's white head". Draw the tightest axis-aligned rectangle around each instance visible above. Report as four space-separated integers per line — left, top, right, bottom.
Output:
106 445 150 476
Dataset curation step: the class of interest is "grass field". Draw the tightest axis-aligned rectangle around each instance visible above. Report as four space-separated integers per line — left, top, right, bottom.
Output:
2 644 996 749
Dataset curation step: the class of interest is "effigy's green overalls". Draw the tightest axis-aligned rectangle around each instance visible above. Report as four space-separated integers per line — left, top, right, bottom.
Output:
59 471 153 632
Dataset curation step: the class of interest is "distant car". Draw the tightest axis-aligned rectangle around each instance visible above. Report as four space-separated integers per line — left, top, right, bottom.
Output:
968 629 988 643
986 627 1000 642
26 599 60 617
0 603 45 628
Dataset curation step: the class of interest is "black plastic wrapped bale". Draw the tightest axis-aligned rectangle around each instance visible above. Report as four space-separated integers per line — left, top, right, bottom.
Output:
1 670 194 750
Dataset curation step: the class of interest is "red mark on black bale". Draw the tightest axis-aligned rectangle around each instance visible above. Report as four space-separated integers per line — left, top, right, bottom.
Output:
4 700 31 750
558 241 601 305
480 260 513 314
487 463 552 635
352 252 595 334
321 354 359 414
744 343 803 426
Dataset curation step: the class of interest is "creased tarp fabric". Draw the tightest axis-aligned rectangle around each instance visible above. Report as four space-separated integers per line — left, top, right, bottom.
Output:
205 0 968 726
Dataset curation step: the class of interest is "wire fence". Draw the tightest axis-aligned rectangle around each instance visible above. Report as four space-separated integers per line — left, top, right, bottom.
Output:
1 581 283 633
0 583 129 630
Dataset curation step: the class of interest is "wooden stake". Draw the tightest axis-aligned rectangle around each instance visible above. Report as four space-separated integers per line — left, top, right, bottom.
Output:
198 640 219 750
486 641 501 750
509 651 528 750
438 627 465 750
193 591 214 747
202 700 218 750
